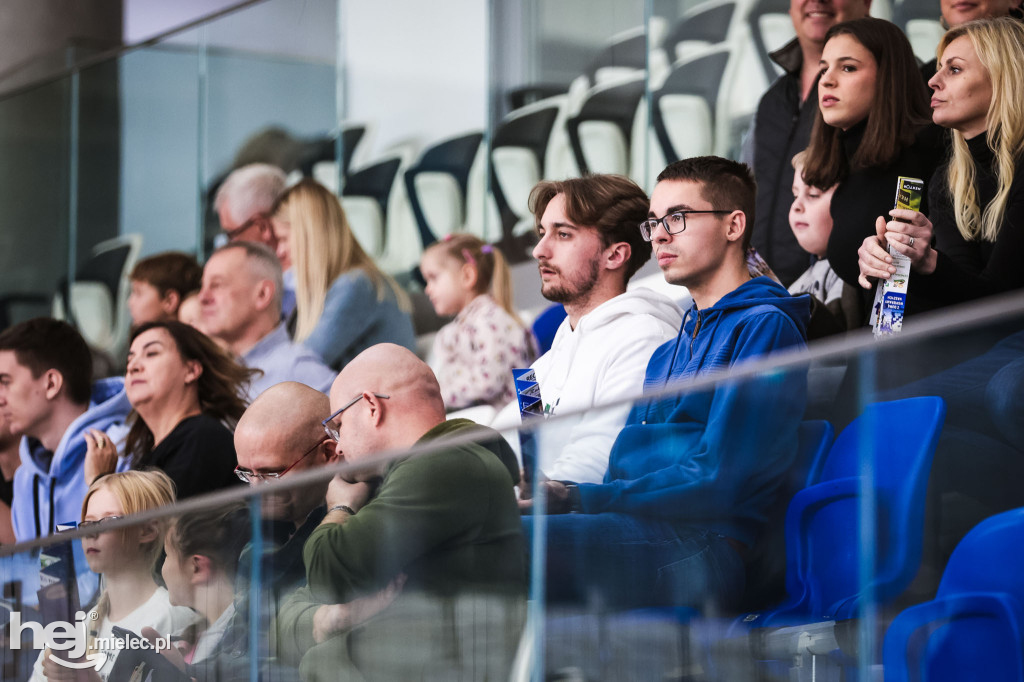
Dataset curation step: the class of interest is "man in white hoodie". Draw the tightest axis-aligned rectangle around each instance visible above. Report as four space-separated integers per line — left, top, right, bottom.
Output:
498 174 682 495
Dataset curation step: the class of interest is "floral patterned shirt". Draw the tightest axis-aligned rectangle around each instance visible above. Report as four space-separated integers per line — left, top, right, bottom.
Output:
430 295 537 410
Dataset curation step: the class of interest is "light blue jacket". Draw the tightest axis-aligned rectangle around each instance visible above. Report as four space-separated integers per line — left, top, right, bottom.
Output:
302 270 416 370
12 377 131 542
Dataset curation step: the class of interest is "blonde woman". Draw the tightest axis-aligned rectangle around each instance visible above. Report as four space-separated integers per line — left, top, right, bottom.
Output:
34 470 198 681
272 179 415 369
858 17 1024 304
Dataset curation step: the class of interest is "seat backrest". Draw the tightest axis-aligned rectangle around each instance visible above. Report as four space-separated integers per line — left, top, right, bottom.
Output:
746 0 793 83
651 45 731 165
663 0 737 60
566 74 647 176
403 131 484 246
778 397 946 620
740 420 835 611
67 235 142 357
883 507 1024 682
818 397 944 484
585 25 649 85
939 507 1024 597
531 304 567 355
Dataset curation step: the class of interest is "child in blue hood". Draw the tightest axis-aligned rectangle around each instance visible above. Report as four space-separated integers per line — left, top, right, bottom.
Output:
0 319 131 542
527 158 811 612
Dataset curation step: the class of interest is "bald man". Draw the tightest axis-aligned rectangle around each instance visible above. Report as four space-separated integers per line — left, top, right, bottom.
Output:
235 381 335 531
276 344 526 680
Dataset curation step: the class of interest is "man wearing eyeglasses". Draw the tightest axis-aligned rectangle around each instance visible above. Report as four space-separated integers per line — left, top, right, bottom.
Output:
214 163 297 317
276 343 525 680
528 157 811 614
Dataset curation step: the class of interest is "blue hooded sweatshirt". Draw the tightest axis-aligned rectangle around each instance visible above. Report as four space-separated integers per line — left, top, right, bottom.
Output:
13 377 131 542
577 277 810 547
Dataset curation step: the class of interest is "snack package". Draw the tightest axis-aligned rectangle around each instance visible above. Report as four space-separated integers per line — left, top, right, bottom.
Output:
872 176 923 337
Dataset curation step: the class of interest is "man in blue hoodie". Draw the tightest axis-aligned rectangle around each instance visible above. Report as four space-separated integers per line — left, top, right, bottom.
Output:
529 157 810 612
0 318 130 542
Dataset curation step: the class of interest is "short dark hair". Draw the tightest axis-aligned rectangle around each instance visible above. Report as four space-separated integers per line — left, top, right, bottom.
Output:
656 156 757 248
0 318 92 405
528 174 652 282
130 252 203 299
803 18 931 189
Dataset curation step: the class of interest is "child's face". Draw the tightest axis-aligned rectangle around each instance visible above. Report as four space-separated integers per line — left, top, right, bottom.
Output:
161 532 195 608
421 249 471 317
81 487 134 574
128 280 175 326
789 169 836 259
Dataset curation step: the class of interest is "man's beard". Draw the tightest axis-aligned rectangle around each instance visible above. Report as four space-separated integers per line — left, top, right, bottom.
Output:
540 258 600 305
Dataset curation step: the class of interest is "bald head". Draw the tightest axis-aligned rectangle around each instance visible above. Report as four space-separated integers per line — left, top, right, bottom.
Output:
328 344 446 462
235 382 335 526
239 381 327 449
333 344 444 415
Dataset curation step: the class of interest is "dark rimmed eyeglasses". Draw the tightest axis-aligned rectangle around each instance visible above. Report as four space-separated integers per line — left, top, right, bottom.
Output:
79 515 124 535
223 212 269 241
638 210 735 241
322 393 390 443
234 435 330 484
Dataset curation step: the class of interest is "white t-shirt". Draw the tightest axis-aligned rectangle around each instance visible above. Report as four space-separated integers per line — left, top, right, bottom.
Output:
30 586 199 681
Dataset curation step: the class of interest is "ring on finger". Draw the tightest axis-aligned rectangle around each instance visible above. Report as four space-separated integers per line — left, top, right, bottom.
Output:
909 236 915 247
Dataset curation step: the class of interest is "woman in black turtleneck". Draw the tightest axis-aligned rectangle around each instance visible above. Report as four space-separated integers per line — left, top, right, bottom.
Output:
800 18 945 324
859 18 1024 304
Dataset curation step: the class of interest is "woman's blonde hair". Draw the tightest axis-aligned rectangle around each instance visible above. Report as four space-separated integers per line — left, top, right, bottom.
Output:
938 17 1024 242
80 470 177 651
422 234 521 323
274 179 412 343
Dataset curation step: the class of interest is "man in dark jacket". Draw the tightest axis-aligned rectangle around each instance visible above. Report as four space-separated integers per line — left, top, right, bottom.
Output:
749 0 871 285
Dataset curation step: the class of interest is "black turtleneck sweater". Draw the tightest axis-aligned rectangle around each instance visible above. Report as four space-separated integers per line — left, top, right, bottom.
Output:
826 121 946 321
915 134 1024 303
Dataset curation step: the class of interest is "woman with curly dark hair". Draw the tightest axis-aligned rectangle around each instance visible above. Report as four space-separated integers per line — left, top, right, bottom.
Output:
85 320 258 498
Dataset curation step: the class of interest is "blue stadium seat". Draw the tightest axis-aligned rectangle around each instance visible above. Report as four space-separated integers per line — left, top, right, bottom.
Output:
760 397 946 625
743 420 834 611
884 507 1024 682
531 304 567 355
730 397 946 634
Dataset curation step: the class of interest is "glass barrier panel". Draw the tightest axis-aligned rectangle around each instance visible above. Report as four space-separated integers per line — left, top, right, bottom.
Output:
0 500 255 682
1 290 1022 682
117 35 202 261
0 78 74 330
200 0 339 257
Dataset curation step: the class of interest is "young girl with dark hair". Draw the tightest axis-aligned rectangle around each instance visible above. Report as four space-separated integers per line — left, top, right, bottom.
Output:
802 17 945 319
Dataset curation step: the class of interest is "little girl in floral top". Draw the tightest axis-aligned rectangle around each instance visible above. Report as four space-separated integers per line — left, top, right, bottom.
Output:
421 234 537 410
